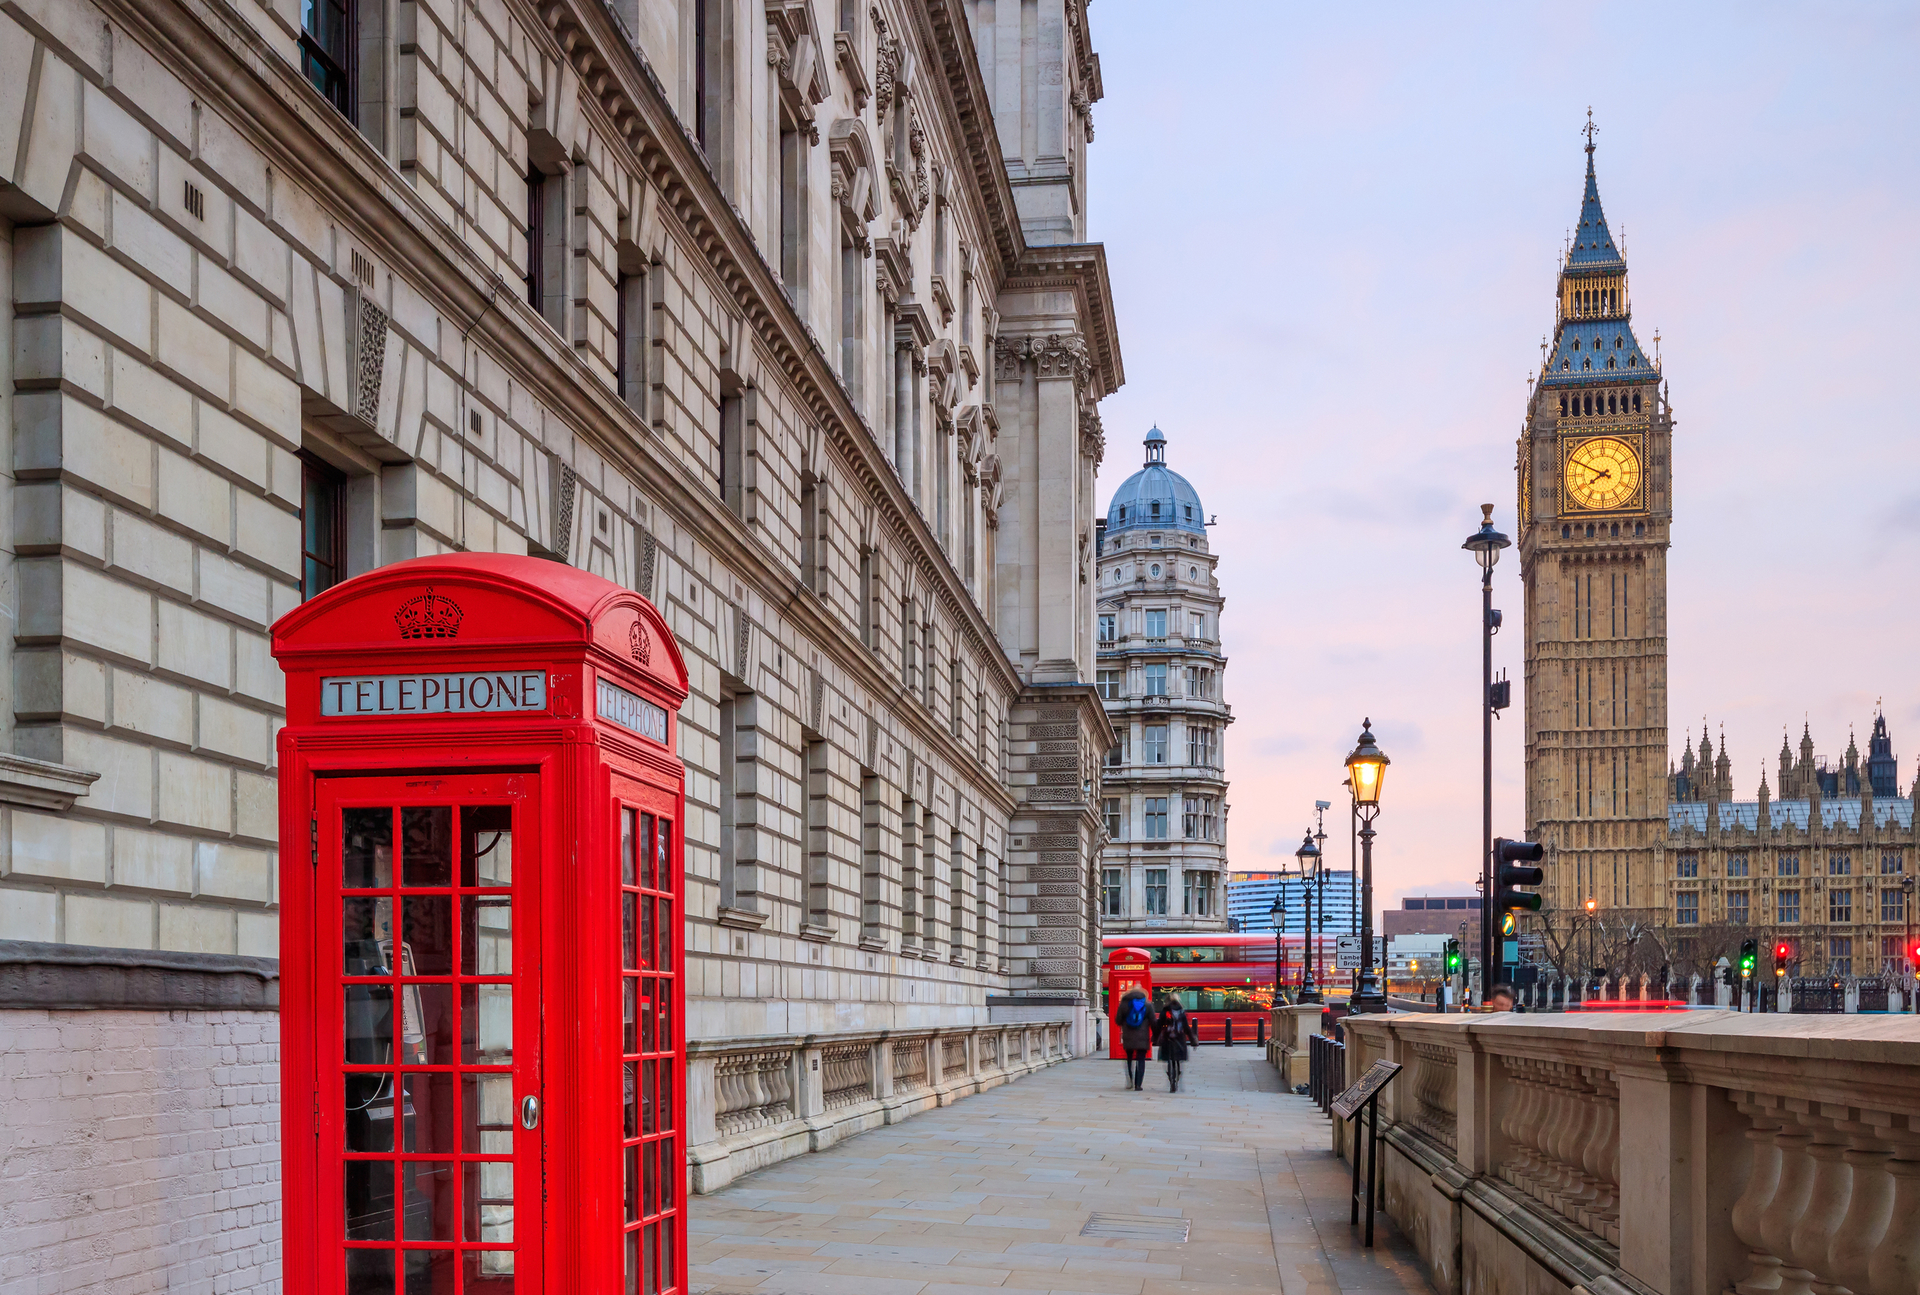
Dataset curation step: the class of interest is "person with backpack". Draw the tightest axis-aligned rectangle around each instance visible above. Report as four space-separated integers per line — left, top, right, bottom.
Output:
1117 987 1157 1091
1156 999 1197 1092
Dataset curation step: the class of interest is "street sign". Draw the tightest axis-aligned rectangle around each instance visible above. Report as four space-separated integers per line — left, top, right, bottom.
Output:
1335 935 1385 969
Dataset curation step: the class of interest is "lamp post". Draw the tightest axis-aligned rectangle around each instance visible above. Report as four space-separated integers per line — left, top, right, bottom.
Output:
1345 719 1390 1013
1313 803 1330 995
1296 831 1322 1003
1269 895 1287 1009
1461 505 1510 991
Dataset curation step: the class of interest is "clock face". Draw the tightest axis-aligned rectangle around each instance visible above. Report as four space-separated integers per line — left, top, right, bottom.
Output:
1564 436 1641 511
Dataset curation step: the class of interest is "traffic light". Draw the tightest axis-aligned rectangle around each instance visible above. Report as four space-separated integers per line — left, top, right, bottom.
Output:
1492 838 1545 912
1444 939 1462 975
1739 939 1757 980
1774 941 1791 977
1909 939 1920 977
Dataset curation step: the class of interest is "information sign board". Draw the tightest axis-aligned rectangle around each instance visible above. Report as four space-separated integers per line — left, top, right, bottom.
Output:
1331 1059 1402 1120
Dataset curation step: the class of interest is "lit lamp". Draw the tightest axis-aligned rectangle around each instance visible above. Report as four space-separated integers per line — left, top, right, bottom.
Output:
1296 831 1322 1003
1345 720 1390 1013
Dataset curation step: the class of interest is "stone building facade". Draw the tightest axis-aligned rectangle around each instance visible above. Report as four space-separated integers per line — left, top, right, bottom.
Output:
1093 427 1230 932
1663 715 1919 979
0 0 1120 1282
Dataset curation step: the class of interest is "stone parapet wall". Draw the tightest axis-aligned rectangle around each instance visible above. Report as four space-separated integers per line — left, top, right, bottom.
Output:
1337 1011 1920 1295
685 1019 1075 1193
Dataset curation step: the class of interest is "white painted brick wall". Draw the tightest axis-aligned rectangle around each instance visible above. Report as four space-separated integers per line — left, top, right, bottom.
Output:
0 1010 281 1294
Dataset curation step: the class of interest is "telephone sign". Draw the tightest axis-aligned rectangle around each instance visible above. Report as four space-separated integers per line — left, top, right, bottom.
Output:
275 554 690 1295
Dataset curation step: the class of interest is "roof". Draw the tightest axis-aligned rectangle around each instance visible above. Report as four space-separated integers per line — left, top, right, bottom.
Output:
1567 151 1625 270
1540 146 1656 389
1667 798 1917 835
1105 427 1208 536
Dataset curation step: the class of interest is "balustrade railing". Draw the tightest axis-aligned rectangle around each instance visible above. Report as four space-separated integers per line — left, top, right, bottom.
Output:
893 1036 929 1092
941 1035 967 1080
714 1049 795 1137
820 1041 873 1111
1334 1012 1920 1295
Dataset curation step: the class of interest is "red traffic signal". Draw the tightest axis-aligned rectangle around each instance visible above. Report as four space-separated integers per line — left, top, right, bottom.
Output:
1774 942 1791 961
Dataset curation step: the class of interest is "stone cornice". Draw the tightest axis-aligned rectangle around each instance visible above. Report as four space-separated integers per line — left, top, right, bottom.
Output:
913 0 1024 271
1005 243 1124 398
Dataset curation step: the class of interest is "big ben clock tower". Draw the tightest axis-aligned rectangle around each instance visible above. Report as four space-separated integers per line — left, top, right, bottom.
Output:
1518 121 1672 922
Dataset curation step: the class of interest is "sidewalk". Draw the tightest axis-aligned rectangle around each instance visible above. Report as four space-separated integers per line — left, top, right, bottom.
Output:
689 1046 1434 1295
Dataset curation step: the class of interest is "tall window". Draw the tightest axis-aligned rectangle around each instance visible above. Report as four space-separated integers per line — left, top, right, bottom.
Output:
1727 856 1749 878
1778 855 1801 877
1830 855 1852 876
1830 889 1852 924
1182 872 1215 918
1144 869 1168 917
300 0 353 116
719 690 743 908
1098 614 1115 643
839 230 863 400
1144 664 1167 696
860 772 884 943
976 847 990 954
1143 726 1167 765
300 453 346 599
1728 890 1749 924
1829 937 1853 977
1884 853 1906 875
805 737 830 926
900 798 919 946
1777 889 1801 924
949 658 962 737
1188 611 1205 640
1144 798 1168 840
1882 886 1905 924
1096 670 1120 700
799 472 824 594
616 268 648 413
1144 609 1167 639
1187 726 1214 767
1675 892 1698 925
949 830 965 951
1182 797 1199 839
1101 869 1123 918
718 386 744 513
1676 855 1699 879
1102 798 1121 839
776 108 805 302
525 168 547 310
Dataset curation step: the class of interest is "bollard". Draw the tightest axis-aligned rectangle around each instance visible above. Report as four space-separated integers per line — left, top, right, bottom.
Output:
1224 1018 1234 1047
1257 1017 1267 1049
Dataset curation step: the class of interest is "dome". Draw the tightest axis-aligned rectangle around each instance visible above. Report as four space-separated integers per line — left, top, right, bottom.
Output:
1104 427 1207 536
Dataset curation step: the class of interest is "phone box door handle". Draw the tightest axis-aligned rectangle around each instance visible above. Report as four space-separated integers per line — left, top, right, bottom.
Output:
521 1095 540 1130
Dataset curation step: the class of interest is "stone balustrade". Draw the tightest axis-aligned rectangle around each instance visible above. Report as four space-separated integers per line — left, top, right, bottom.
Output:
1336 1011 1920 1295
687 1020 1074 1192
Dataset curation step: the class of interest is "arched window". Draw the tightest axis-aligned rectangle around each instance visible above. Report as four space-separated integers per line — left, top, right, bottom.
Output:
1562 525 1572 538
1628 355 1637 367
1582 358 1592 371
1585 524 1595 538
1634 521 1644 537
1559 395 1569 416
1607 393 1617 414
1561 360 1571 372
1610 523 1619 537
1573 337 1582 351
1583 394 1593 416
1150 500 1161 519
1606 357 1616 370
1632 392 1641 412
1615 335 1624 349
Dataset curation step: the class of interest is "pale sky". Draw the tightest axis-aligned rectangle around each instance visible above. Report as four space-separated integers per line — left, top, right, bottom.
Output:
1084 2 1920 918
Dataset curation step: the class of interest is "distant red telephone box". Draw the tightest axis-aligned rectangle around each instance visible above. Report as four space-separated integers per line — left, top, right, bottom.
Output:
273 553 689 1294
1106 948 1153 1059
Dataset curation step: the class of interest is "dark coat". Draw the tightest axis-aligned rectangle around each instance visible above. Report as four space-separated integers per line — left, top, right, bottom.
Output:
1156 1006 1194 1060
1117 989 1157 1051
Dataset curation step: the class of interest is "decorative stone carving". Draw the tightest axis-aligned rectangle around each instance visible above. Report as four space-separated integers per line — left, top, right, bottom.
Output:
349 292 390 428
871 8 897 125
1031 333 1091 386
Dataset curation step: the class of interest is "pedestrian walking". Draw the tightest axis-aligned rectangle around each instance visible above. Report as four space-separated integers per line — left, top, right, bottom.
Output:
1157 999 1197 1092
1117 987 1157 1091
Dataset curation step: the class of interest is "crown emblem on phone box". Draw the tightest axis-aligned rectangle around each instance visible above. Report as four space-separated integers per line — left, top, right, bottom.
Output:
394 587 464 639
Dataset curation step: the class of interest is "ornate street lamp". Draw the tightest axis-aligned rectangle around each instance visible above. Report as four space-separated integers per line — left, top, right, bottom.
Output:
1461 504 1509 991
1296 831 1322 1003
1346 719 1390 1013
1269 895 1287 1009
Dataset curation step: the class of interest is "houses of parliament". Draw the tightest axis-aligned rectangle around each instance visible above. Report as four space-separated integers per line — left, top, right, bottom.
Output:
1519 128 1917 978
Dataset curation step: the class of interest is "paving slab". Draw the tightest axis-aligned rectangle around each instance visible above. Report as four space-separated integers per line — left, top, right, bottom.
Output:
690 1049 1434 1295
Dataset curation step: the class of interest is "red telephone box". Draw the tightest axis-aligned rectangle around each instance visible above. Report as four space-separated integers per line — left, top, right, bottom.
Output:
1106 948 1153 1059
273 553 690 1294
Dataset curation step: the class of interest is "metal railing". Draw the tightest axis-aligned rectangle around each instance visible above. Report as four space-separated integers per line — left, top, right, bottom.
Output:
1309 1033 1345 1111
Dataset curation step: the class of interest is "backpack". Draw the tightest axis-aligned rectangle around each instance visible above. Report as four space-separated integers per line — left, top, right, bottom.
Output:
1121 996 1150 1030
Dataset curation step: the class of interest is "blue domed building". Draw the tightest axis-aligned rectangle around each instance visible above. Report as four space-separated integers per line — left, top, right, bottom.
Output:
1094 428 1232 932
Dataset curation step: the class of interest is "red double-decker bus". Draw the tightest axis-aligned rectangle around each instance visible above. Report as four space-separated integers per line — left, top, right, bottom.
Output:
1100 933 1347 1042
